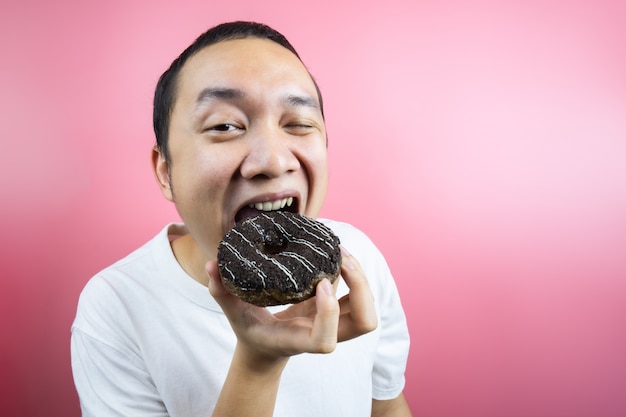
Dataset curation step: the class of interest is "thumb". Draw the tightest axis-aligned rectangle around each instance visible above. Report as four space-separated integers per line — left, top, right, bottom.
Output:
205 260 228 298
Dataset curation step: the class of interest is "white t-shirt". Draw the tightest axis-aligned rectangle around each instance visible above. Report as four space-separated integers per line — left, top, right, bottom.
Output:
71 220 410 417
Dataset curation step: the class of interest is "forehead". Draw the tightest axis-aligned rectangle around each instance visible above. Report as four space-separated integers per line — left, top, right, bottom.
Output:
175 38 318 106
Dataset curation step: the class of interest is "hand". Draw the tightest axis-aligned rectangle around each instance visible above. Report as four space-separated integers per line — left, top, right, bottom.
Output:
276 246 378 343
336 246 379 341
205 246 377 362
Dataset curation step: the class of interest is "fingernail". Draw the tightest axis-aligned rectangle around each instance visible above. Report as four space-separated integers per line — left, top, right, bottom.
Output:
340 246 356 270
321 278 333 295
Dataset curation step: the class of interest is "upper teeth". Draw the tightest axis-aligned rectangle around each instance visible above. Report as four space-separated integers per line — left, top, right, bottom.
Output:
250 197 294 212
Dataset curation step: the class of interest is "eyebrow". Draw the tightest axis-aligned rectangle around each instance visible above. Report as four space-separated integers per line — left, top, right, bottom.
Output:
194 87 320 112
195 87 245 108
283 94 320 111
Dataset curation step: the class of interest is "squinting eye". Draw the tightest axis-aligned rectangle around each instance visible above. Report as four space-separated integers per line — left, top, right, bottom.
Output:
285 123 314 132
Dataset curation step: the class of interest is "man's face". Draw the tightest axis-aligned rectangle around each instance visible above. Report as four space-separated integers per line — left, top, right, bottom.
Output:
154 38 329 259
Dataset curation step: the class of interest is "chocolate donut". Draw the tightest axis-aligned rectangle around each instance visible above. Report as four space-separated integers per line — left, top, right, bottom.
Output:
217 211 341 306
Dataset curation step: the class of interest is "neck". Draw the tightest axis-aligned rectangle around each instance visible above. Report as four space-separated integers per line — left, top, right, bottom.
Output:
171 234 211 286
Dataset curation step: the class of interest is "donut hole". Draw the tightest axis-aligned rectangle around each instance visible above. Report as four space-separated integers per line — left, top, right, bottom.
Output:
259 228 289 255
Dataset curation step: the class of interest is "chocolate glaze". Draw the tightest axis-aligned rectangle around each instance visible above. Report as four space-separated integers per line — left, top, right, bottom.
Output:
217 211 341 306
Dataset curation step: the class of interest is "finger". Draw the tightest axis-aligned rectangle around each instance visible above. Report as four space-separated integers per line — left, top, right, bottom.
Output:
205 260 232 300
275 277 336 320
274 279 339 354
337 293 352 315
274 296 316 320
308 279 340 352
205 260 274 330
337 247 378 341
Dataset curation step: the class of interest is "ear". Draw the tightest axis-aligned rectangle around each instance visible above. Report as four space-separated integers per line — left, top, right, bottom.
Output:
151 146 174 202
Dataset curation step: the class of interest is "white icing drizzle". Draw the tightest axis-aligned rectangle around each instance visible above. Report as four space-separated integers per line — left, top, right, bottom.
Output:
281 213 336 250
265 215 331 259
249 218 266 236
222 212 337 293
280 251 315 273
248 216 300 289
221 241 267 287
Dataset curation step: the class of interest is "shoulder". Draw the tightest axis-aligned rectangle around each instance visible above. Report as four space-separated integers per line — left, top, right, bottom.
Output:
104 223 185 271
318 218 393 292
318 218 378 254
73 224 184 335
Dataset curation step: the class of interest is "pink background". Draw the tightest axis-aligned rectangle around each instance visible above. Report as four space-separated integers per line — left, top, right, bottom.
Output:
2 0 625 416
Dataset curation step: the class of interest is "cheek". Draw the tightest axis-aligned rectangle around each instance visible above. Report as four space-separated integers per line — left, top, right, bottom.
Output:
168 157 227 218
173 149 234 191
170 160 233 256
310 145 329 182
301 146 329 216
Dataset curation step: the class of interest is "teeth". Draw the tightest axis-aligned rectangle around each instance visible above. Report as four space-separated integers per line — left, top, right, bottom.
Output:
251 197 294 212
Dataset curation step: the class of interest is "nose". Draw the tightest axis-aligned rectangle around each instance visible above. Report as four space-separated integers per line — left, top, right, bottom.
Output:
240 126 300 179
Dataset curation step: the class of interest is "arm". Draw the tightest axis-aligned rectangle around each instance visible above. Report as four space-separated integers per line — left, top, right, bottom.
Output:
206 247 378 417
372 393 413 417
211 344 288 416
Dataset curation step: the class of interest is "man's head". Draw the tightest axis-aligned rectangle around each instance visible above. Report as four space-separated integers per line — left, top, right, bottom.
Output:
151 21 329 262
153 21 325 163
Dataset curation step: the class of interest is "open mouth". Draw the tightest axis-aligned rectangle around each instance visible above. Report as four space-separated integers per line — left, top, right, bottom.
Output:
234 197 298 224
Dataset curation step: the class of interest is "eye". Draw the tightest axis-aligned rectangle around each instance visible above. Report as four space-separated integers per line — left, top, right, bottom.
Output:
201 121 245 142
284 121 316 135
209 123 239 132
202 122 246 139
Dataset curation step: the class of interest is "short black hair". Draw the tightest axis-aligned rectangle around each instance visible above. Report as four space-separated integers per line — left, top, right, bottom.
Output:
153 21 324 162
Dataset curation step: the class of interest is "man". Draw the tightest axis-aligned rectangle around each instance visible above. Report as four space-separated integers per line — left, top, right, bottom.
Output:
71 21 411 416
